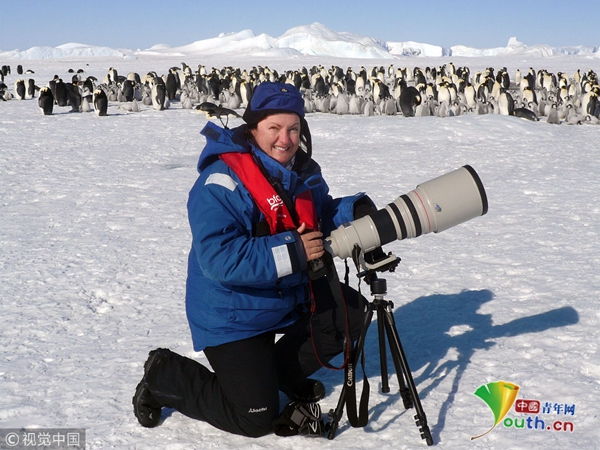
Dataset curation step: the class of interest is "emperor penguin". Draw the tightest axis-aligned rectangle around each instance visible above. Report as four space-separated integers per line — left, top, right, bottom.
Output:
514 107 539 121
26 79 37 98
81 96 91 113
107 67 118 85
165 71 178 100
181 91 194 110
82 77 95 100
383 97 397 115
127 72 140 83
522 86 537 109
498 90 515 116
122 79 135 102
151 83 166 111
464 83 477 110
38 87 54 115
67 82 81 112
239 80 253 107
54 79 69 107
93 89 108 116
399 86 421 117
546 104 560 124
581 89 598 115
348 94 361 114
362 98 375 116
14 79 26 100
437 82 451 105
491 80 502 102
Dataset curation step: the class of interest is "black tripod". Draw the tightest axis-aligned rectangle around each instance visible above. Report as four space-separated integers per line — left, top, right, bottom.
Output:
325 261 434 446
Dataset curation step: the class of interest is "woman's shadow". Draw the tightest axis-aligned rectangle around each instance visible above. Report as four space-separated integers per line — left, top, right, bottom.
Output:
325 287 579 441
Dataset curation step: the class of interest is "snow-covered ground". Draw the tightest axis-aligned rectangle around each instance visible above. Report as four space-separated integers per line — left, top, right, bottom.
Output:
1 25 599 449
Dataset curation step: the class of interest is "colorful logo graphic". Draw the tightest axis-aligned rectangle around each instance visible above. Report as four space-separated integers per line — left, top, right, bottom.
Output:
471 380 520 440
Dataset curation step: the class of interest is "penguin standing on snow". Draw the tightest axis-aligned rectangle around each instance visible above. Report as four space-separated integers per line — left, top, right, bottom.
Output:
82 76 95 102
54 79 69 107
151 83 166 110
399 86 422 117
26 79 38 98
239 80 253 107
165 71 178 101
122 79 135 102
498 90 515 116
546 104 560 124
81 96 91 113
14 79 26 100
93 89 108 116
38 87 54 115
67 82 82 112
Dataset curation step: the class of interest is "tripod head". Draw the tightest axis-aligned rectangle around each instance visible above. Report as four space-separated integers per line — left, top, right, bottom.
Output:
350 244 401 298
353 244 400 285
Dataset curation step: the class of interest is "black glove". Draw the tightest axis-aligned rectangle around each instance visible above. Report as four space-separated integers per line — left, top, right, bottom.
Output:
352 195 377 220
272 401 325 437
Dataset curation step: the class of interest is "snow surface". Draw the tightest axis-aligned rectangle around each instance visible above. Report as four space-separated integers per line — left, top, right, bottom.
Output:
1 25 600 450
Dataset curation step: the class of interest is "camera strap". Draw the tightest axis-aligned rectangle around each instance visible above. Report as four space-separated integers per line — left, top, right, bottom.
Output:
343 244 370 427
308 251 352 371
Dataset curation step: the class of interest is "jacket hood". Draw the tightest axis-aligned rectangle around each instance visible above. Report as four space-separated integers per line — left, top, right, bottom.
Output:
197 122 250 172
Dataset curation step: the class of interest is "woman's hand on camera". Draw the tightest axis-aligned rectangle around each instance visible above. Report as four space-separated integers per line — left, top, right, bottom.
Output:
297 223 325 261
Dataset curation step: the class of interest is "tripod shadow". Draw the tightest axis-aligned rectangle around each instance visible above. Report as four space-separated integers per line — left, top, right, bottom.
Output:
337 288 579 440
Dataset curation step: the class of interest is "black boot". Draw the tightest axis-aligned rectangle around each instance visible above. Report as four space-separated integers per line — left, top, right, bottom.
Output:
280 378 326 403
132 348 172 428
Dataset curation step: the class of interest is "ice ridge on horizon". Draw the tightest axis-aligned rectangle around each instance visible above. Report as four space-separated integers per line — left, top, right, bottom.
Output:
1 23 598 60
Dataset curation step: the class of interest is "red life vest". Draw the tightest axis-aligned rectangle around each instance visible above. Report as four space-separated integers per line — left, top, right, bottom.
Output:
221 151 351 373
220 152 318 234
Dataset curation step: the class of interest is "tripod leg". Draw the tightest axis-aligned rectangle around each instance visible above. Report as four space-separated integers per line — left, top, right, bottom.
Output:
381 304 434 446
377 304 413 409
377 310 390 394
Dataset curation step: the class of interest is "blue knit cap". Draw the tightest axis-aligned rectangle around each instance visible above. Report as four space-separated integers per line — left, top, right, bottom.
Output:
243 81 312 162
242 82 305 126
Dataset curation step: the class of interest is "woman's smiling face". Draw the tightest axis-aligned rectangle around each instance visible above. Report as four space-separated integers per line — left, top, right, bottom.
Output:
250 113 301 165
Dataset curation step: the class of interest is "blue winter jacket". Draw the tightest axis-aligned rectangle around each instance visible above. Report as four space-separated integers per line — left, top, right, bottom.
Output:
186 121 368 350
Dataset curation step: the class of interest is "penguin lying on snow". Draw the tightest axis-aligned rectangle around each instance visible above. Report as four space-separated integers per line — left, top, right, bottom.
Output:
514 107 539 121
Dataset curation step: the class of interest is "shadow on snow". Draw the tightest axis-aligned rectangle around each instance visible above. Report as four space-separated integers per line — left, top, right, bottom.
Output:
324 288 579 441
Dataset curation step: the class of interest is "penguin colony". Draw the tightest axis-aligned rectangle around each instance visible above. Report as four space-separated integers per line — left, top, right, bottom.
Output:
1 62 599 125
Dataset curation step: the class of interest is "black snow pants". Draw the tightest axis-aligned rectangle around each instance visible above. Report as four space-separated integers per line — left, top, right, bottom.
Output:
144 275 368 437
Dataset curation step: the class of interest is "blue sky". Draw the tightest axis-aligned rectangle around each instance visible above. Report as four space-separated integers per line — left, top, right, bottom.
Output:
1 0 598 51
